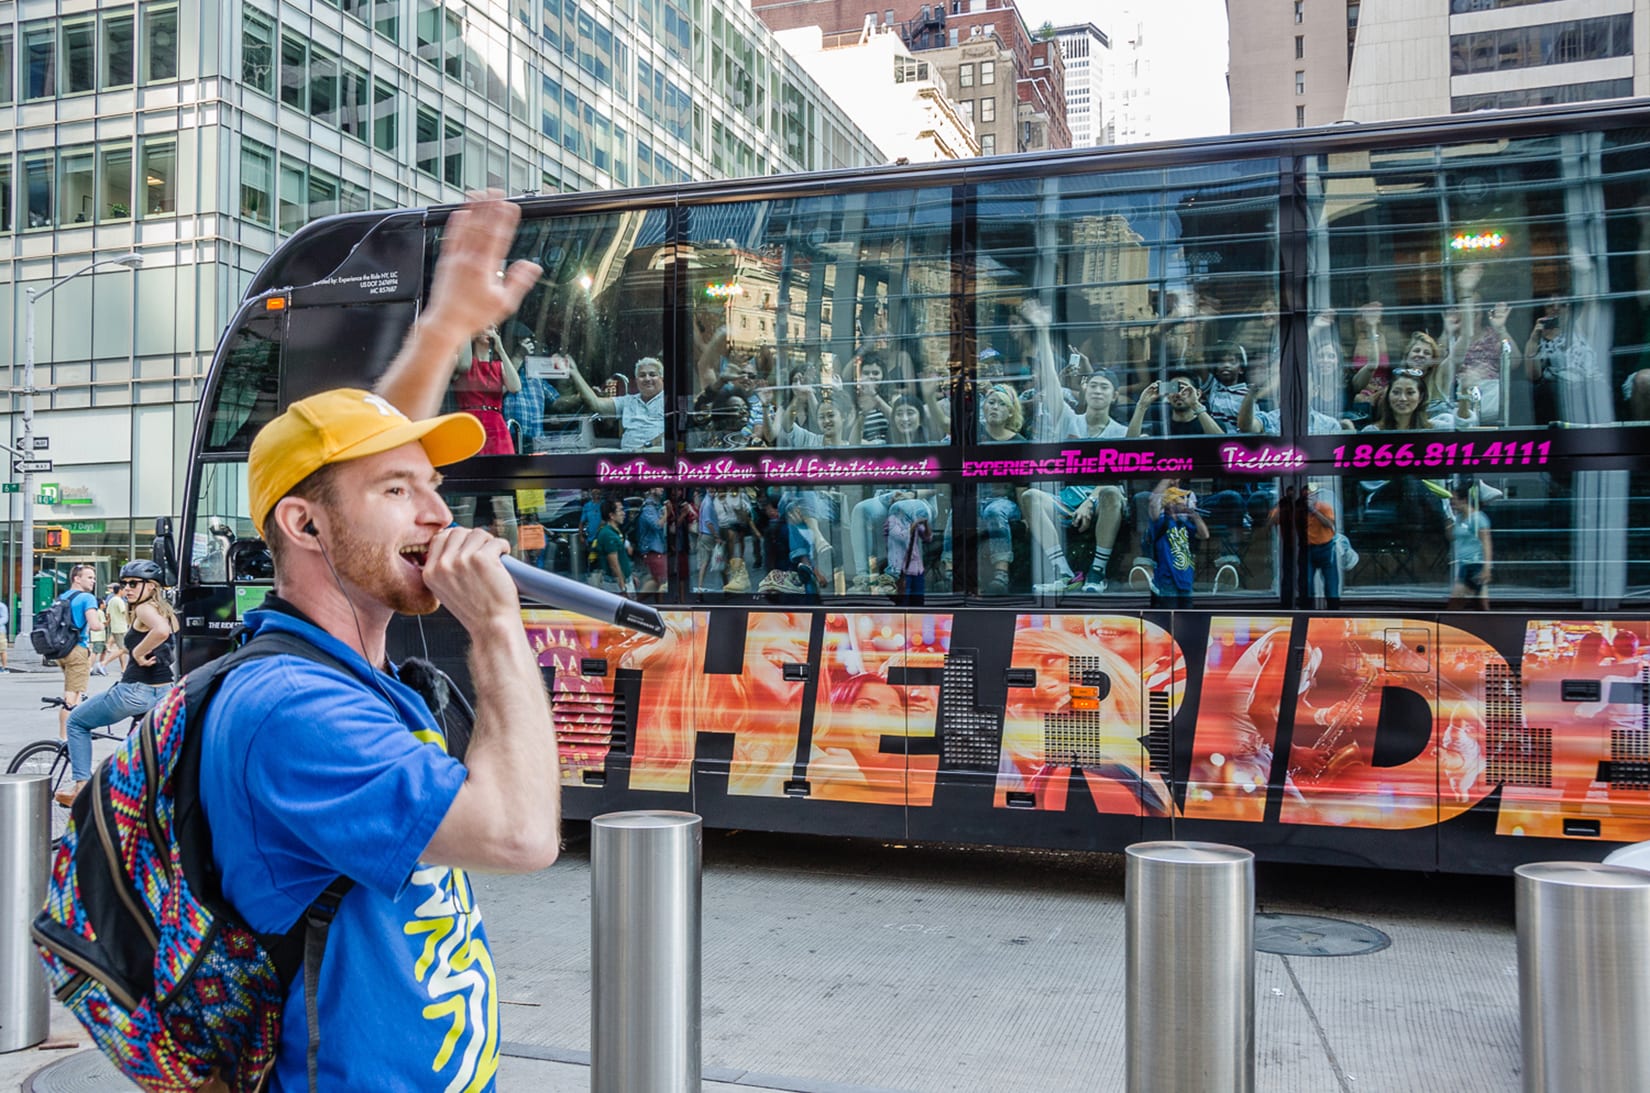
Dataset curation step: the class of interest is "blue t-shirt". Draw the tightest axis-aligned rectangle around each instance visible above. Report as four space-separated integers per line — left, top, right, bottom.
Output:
1151 513 1197 593
64 590 99 647
198 609 493 1092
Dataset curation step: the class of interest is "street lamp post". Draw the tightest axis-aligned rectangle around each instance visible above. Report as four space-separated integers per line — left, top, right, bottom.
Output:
16 253 142 635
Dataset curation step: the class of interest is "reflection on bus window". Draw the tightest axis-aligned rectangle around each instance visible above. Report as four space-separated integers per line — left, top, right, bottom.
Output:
971 476 1278 599
204 316 281 452
972 163 1281 444
457 484 957 601
433 207 668 455
682 189 957 453
1304 129 1650 431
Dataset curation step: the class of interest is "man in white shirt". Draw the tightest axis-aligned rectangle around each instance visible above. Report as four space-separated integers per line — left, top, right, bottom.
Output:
566 356 665 450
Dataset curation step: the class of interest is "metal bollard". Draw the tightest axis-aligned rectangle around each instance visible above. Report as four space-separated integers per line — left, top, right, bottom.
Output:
0 774 51 1053
1517 861 1650 1093
1125 841 1255 1093
590 811 701 1093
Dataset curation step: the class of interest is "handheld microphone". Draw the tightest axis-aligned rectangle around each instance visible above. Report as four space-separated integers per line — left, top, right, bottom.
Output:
500 554 667 638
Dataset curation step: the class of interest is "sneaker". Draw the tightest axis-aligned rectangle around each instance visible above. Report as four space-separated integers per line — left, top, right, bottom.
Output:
90 664 106 677
1033 580 1071 594
757 570 787 593
848 574 874 593
1082 577 1108 594
774 570 806 594
870 573 900 595
984 572 1012 596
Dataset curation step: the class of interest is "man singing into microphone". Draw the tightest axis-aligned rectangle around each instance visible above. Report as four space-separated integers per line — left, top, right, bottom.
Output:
197 193 556 1091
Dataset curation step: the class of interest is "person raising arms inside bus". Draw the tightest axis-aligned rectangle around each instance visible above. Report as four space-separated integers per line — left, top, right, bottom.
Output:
453 325 520 455
563 355 666 451
1127 371 1228 437
199 192 559 1092
58 560 177 805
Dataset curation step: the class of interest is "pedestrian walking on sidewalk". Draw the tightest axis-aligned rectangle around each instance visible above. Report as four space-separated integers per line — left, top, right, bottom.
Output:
198 192 561 1091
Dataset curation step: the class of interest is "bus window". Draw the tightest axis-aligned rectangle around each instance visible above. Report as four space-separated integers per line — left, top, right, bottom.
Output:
190 461 256 584
682 188 957 453
1305 129 1650 432
970 476 1278 600
972 161 1280 441
438 207 669 456
203 314 281 452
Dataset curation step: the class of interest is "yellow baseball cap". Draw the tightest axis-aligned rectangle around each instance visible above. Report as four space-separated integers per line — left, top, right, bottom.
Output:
1162 487 1194 508
248 388 485 537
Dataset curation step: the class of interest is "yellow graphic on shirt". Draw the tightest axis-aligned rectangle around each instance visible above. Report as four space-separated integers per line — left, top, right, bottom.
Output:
404 865 499 1093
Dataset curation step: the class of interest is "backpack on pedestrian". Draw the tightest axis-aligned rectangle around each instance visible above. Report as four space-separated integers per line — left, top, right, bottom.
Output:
32 629 472 1093
31 590 87 660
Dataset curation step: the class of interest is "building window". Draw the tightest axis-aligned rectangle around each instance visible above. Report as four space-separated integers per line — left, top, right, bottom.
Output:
280 34 307 111
1449 16 1634 76
142 137 176 216
98 13 134 90
443 117 463 187
308 167 339 221
100 143 132 221
961 99 973 121
309 46 339 126
24 151 53 229
334 61 368 140
1297 104 1306 127
980 60 994 85
240 139 274 226
24 23 55 101
416 0 440 67
0 159 12 232
279 157 306 234
243 13 273 96
63 18 96 95
980 95 994 122
58 146 95 226
373 81 398 153
980 133 994 156
1295 70 1305 95
1450 77 1635 113
141 2 177 83
1294 0 1303 23
959 63 973 88
0 30 11 106
1295 35 1304 59
415 105 441 176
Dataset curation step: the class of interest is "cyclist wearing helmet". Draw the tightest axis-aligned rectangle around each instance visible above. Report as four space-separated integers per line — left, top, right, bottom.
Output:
58 559 177 805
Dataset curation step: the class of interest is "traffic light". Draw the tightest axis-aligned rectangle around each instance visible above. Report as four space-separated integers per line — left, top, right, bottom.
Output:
40 526 71 552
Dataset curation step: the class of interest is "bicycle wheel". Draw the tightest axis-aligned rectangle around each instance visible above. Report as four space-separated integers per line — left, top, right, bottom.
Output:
7 740 74 844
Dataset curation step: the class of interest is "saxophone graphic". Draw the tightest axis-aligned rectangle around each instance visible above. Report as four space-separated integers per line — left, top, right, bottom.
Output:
1289 656 1379 785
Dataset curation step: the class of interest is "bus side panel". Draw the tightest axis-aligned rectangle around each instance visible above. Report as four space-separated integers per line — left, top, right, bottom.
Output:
689 609 907 841
1451 615 1650 873
903 609 1151 852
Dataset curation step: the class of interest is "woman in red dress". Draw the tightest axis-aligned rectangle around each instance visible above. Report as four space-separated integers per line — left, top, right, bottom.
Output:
454 326 521 454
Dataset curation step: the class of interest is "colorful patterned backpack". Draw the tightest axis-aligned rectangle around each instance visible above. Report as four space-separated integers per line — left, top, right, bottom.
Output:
32 630 352 1093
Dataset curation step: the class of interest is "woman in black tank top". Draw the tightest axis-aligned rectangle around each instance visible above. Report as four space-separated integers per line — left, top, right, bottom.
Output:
59 561 179 804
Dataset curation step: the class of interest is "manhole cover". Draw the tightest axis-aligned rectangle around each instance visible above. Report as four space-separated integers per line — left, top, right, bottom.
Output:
23 1049 130 1093
1254 912 1392 957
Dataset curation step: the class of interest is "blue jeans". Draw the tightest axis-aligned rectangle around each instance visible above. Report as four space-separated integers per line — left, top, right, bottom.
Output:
1307 540 1341 603
66 681 168 781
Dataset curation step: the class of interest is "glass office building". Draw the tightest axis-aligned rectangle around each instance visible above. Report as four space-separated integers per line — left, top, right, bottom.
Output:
0 0 883 601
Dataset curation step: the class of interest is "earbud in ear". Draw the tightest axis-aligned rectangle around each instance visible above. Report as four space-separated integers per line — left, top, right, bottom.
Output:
304 521 319 537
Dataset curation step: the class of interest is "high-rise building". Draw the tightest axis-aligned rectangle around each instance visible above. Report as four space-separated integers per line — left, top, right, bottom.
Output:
753 0 1071 157
774 22 979 161
0 0 882 597
1051 23 1109 147
1228 0 1357 132
1229 0 1645 130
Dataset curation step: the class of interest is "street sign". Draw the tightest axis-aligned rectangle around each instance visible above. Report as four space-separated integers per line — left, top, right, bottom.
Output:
12 459 53 473
31 437 48 450
1 483 18 493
